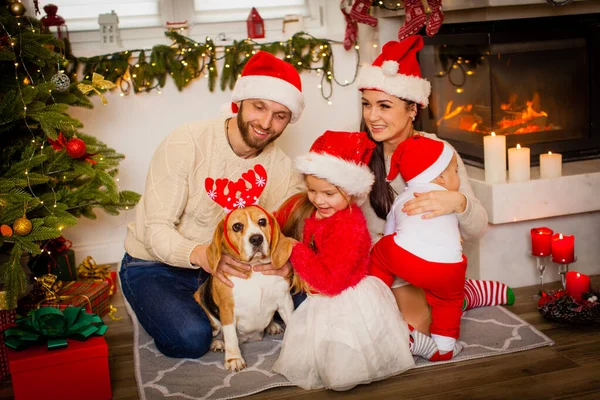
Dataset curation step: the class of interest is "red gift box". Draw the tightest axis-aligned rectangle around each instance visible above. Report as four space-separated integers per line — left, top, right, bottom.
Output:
0 309 16 382
7 336 111 400
19 281 110 317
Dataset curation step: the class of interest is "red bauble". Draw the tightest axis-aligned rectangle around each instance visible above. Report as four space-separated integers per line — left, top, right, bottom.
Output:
66 137 86 159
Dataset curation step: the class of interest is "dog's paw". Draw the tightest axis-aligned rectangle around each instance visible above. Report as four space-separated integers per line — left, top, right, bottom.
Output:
210 339 225 352
225 357 247 372
266 321 284 335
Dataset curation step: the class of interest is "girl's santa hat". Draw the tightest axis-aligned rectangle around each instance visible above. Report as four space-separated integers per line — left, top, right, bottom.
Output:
295 130 376 205
387 136 454 185
356 36 431 107
231 51 305 123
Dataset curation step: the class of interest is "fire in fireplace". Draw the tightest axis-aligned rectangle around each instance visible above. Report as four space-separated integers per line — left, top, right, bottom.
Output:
418 13 600 166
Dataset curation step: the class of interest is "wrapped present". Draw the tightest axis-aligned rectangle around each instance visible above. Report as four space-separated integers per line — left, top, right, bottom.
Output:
29 237 77 281
18 275 110 317
5 307 111 400
0 291 17 383
77 256 117 296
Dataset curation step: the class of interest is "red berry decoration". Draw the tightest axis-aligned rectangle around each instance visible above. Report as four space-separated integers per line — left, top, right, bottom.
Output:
66 137 86 159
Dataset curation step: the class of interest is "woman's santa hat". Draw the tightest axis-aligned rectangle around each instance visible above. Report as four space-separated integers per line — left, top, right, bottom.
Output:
231 51 305 123
356 36 431 107
295 130 376 205
387 136 454 185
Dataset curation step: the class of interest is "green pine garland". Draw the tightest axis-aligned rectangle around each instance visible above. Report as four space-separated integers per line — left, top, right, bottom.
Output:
69 31 360 101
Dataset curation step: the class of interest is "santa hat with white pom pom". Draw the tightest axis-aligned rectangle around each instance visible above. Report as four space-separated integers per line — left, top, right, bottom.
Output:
356 36 431 108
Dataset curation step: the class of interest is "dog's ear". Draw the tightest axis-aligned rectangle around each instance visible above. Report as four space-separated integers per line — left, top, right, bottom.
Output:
207 220 225 272
269 217 293 269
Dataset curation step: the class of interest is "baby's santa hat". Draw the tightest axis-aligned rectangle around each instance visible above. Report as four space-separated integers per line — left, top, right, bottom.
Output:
387 136 454 186
295 131 376 205
357 36 431 108
230 51 305 123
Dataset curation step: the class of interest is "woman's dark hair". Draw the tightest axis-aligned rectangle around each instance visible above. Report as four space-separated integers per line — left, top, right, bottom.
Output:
361 98 418 219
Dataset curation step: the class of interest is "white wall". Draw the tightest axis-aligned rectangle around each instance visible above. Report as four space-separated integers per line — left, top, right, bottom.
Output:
65 3 367 265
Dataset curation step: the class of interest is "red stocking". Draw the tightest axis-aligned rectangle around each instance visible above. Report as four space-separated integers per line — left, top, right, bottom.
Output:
341 1 358 51
350 0 378 27
398 0 426 41
426 0 444 36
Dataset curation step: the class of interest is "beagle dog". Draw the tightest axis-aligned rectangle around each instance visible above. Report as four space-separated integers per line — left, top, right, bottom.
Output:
194 205 294 372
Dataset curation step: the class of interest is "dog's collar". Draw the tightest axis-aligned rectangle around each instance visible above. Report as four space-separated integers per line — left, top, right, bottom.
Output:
222 205 275 257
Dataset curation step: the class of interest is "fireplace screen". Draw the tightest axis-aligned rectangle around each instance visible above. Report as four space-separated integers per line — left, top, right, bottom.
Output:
418 13 600 165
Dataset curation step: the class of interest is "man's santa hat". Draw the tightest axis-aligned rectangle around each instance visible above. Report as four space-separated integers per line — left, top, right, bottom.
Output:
295 130 376 205
231 51 305 123
356 36 431 107
387 136 454 185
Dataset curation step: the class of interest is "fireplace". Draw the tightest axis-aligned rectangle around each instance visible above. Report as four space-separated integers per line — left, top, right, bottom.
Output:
417 13 600 166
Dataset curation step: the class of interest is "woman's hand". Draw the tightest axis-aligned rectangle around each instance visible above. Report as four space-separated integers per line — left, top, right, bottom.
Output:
253 260 293 278
190 245 250 287
402 190 466 219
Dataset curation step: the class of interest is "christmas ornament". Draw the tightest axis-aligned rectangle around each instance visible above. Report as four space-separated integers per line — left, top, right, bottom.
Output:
350 0 377 27
1 224 13 237
66 136 86 159
13 216 32 236
77 72 117 105
51 71 71 92
8 0 26 18
398 0 426 41
341 1 358 51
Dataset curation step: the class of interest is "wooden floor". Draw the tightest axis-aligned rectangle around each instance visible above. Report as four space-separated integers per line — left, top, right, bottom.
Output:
2 276 599 400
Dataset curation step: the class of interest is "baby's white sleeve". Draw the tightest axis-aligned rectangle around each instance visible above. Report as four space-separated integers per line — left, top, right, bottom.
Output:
384 209 396 235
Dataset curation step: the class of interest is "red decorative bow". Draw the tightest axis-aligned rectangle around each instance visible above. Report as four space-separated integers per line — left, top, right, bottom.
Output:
205 164 268 213
48 132 98 165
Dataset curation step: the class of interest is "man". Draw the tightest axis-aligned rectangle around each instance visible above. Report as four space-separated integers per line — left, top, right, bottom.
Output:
121 51 305 358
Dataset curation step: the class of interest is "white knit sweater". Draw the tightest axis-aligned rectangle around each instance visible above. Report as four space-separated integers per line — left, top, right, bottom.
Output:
124 117 304 268
361 132 488 245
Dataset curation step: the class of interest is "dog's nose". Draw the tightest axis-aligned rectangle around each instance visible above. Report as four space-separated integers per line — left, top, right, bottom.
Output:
249 234 263 247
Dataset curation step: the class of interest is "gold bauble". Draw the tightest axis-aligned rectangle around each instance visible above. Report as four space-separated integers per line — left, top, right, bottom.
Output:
13 216 32 236
8 1 26 18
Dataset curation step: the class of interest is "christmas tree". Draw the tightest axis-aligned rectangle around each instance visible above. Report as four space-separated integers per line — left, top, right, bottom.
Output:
0 1 140 308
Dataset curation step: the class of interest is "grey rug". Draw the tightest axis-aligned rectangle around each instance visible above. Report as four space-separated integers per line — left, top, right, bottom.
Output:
128 304 554 400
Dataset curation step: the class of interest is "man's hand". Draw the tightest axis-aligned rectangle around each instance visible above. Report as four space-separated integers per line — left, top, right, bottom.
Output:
190 245 251 287
253 260 293 278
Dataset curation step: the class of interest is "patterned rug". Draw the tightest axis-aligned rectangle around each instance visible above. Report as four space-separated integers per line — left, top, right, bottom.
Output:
127 304 554 400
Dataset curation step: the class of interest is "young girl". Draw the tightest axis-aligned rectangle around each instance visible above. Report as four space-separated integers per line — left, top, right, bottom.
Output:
272 130 415 391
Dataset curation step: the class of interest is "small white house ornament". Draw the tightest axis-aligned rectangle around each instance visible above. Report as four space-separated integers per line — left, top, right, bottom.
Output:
98 10 120 47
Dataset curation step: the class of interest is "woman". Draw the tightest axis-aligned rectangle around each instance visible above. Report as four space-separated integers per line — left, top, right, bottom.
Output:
356 36 494 334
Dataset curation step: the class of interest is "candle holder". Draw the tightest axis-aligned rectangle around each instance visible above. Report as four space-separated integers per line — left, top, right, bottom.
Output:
531 255 550 299
555 256 577 290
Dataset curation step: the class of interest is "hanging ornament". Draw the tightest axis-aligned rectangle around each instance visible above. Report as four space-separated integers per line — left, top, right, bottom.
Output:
66 136 86 159
8 1 27 18
77 73 117 105
51 71 71 92
1 224 13 237
13 216 32 236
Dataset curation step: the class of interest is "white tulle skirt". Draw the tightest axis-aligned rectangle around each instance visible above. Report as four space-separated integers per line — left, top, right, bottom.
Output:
273 276 415 391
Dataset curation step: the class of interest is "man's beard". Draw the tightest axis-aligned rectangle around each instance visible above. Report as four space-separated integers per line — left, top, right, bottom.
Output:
236 107 283 151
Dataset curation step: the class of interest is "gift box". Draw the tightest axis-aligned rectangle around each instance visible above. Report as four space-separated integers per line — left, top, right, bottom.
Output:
77 256 117 297
0 299 16 383
29 248 77 282
7 336 111 400
18 280 110 317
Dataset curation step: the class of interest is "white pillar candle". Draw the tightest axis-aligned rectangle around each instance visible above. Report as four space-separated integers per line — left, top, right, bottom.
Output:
508 144 530 182
540 151 562 179
483 132 507 183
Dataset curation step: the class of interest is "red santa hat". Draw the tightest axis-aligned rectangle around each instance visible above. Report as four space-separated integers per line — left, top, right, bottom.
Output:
387 136 454 185
356 36 431 107
231 51 305 123
295 131 376 205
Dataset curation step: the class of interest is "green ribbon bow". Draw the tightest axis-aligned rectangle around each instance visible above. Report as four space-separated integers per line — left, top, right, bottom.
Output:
2 307 107 350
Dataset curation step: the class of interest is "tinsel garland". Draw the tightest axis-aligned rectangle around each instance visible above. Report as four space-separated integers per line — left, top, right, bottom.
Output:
68 31 360 101
538 289 600 324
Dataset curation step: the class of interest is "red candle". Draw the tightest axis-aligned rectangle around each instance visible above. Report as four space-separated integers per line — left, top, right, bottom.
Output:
551 233 575 263
565 271 591 302
530 227 553 256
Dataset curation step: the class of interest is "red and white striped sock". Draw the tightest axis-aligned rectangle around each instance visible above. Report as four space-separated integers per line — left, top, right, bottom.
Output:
397 0 427 41
432 342 463 361
350 0 378 27
408 324 439 360
425 0 444 36
463 279 515 311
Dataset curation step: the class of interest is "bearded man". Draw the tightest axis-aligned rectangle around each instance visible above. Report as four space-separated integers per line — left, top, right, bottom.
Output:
121 51 305 358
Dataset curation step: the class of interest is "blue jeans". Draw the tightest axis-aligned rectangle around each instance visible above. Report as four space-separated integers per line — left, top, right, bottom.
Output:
119 253 306 359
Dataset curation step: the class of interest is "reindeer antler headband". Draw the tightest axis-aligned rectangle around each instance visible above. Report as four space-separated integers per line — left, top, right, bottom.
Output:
205 164 273 255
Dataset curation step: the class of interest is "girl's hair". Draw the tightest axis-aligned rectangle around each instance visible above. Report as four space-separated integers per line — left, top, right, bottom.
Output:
361 97 418 219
